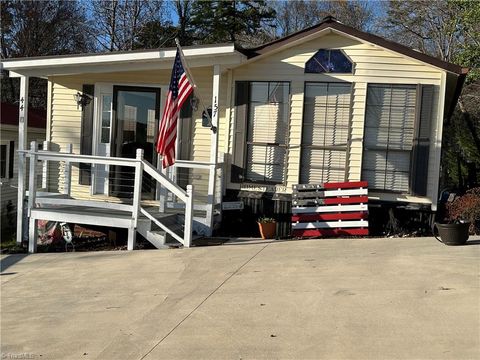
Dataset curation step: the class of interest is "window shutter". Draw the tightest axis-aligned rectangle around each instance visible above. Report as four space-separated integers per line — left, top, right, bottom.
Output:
411 85 434 196
79 84 94 185
9 140 14 178
231 81 249 183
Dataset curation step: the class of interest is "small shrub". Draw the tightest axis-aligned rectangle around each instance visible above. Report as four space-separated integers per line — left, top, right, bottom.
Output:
446 187 480 234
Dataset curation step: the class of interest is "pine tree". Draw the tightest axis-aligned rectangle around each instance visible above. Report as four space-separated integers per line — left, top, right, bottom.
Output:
189 0 275 45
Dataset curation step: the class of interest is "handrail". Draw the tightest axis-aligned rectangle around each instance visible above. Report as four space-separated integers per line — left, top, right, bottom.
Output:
142 160 188 203
23 143 195 249
20 149 140 167
174 160 214 169
140 207 184 244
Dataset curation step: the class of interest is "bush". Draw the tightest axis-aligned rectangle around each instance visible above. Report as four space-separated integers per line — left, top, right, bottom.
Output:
446 187 480 234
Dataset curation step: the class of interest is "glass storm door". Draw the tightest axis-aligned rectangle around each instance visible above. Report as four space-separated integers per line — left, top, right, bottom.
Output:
111 86 160 199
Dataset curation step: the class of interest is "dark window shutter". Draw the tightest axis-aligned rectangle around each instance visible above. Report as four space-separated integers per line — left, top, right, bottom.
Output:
231 81 249 183
9 140 14 178
411 85 434 196
79 84 95 185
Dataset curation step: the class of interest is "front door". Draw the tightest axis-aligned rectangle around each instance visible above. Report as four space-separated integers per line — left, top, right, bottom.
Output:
110 86 161 199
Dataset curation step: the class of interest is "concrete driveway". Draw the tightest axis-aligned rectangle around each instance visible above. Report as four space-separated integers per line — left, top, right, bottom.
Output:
1 236 479 360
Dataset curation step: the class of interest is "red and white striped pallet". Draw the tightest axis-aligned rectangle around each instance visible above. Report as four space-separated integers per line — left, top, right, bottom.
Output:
291 181 369 238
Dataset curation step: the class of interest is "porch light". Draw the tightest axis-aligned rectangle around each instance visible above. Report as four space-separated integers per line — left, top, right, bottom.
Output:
74 92 92 109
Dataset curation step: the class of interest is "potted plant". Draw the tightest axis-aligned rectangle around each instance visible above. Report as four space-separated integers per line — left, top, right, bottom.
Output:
434 187 480 246
257 217 276 239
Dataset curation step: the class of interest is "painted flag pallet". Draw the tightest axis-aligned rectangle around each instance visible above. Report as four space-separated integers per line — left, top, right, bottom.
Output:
291 181 369 238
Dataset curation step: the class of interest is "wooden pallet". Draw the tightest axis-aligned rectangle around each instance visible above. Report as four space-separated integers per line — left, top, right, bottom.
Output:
292 181 369 237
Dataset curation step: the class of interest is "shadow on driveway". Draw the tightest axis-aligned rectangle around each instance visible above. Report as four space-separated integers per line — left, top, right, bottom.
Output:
1 254 28 273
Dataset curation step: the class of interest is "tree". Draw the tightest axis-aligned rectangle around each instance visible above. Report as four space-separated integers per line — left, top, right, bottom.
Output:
175 0 194 46
134 21 178 49
134 0 194 49
1 0 92 109
381 0 480 189
87 0 164 52
272 0 373 37
189 1 276 45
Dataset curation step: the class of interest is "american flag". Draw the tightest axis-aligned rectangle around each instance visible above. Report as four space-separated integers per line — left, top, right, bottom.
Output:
156 49 194 168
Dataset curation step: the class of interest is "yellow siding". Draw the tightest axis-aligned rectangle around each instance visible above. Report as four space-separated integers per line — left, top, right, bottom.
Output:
0 126 46 213
225 32 445 205
49 67 217 201
46 32 447 206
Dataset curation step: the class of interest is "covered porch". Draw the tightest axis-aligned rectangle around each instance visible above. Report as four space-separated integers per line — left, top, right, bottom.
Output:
2 44 247 251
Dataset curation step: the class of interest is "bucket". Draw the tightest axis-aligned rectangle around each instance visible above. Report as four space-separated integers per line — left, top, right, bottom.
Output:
434 222 470 246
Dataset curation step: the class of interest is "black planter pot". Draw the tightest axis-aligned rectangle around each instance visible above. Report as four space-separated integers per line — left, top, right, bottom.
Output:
434 222 470 246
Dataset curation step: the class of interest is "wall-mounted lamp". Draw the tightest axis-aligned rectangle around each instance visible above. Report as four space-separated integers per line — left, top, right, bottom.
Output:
74 92 92 109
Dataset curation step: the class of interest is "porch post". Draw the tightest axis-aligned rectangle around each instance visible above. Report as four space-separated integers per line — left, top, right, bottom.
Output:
16 75 29 245
206 65 221 235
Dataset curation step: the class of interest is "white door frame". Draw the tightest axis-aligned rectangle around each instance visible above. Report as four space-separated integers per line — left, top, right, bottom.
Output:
91 82 166 195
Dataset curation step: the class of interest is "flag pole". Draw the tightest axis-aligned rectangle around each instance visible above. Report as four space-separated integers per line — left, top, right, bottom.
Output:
175 38 197 89
174 38 216 133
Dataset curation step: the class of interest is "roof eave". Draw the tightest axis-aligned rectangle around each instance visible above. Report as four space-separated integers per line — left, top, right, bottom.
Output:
246 20 466 76
1 44 247 78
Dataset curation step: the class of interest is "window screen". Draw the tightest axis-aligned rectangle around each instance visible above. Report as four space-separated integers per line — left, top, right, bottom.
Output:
362 84 417 192
300 82 352 183
245 82 289 184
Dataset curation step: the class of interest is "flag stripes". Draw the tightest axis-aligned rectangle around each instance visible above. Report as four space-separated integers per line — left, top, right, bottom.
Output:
156 50 193 168
292 182 369 238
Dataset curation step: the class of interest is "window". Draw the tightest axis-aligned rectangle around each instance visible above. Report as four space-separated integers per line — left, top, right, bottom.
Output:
300 83 352 183
305 49 353 73
362 84 417 192
0 144 7 179
0 141 13 180
245 82 290 184
101 94 112 143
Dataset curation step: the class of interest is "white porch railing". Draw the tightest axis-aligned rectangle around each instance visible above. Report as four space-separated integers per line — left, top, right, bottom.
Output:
159 160 225 234
19 141 195 252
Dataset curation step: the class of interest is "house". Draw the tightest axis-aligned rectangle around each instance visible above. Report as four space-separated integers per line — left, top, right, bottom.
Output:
0 102 46 233
1 17 467 252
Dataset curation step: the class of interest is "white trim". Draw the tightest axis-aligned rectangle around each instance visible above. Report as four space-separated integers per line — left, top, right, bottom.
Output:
16 75 28 245
2 45 237 69
46 80 52 141
3 45 246 77
430 71 447 212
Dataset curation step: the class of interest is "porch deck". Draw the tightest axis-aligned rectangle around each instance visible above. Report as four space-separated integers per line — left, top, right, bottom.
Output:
20 142 223 253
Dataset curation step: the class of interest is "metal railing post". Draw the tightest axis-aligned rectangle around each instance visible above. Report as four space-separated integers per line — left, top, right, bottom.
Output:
41 140 50 190
159 166 168 213
63 144 73 195
130 149 144 250
184 184 194 248
28 141 38 253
